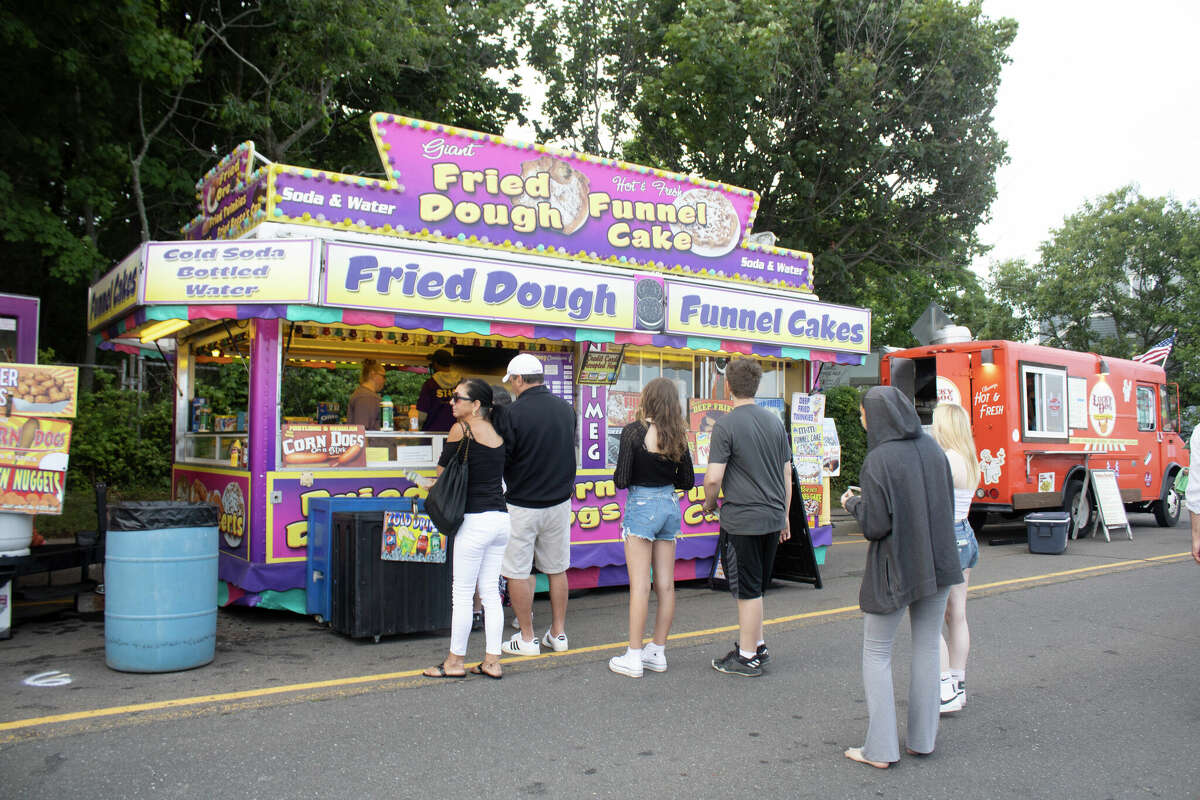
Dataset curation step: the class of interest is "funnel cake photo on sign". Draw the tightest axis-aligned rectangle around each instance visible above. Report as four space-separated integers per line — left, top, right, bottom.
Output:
511 155 591 235
671 188 741 257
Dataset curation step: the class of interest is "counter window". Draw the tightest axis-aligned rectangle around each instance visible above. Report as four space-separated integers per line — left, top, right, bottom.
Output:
1021 363 1067 440
1136 385 1156 432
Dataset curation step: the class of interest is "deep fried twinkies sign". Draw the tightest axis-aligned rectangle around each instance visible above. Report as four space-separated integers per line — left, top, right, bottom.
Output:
265 113 814 292
665 279 871 352
323 242 637 330
140 240 318 304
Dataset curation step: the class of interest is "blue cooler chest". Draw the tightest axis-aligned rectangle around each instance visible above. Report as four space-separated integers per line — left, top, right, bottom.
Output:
1025 511 1070 555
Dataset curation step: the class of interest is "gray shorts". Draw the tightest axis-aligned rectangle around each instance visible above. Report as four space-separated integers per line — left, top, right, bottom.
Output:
501 499 572 578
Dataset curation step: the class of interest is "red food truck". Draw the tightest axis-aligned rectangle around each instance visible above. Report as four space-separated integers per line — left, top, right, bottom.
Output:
880 340 1187 534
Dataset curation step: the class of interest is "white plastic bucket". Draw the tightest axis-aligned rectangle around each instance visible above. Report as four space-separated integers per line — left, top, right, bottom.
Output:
0 512 34 556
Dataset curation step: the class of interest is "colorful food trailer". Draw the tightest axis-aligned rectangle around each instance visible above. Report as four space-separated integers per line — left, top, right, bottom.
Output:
88 114 870 611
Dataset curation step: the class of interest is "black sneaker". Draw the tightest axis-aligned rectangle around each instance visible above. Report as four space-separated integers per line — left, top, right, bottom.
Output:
712 647 763 677
734 641 769 667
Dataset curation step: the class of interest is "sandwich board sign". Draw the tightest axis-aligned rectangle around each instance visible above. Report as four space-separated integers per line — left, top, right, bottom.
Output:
1087 469 1132 542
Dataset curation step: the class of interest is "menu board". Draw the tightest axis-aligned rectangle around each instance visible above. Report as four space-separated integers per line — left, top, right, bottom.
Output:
280 424 366 467
577 343 626 385
791 393 825 526
533 351 574 402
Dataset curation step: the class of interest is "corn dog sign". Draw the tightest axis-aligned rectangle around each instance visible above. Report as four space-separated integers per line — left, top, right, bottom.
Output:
280 424 366 468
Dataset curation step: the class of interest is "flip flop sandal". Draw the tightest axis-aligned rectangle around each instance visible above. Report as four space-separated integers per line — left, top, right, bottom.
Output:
469 662 503 680
424 663 466 679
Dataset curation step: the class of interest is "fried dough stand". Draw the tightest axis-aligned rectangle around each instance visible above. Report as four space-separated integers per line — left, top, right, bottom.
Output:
87 115 869 612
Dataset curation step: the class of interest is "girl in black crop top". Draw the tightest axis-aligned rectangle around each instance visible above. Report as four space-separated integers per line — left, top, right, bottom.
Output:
608 378 695 678
423 379 510 680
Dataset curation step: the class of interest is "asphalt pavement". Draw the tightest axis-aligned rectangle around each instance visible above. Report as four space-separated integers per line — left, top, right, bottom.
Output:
1 511 1197 799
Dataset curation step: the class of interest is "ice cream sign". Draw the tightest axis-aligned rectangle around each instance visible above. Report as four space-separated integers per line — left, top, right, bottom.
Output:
1089 380 1116 436
140 239 317 304
263 113 815 292
322 242 637 331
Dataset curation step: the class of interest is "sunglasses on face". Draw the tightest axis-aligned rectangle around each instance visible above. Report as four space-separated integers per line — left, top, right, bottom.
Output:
450 394 472 403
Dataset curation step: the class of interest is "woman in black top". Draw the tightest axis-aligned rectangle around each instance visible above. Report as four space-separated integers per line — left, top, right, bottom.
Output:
608 377 695 678
423 379 510 680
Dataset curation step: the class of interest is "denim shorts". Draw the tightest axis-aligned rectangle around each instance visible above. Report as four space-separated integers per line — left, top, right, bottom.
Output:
955 519 979 571
621 485 682 542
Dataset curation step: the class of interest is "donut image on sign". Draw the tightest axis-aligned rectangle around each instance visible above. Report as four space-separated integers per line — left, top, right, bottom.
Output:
511 155 590 235
671 188 741 257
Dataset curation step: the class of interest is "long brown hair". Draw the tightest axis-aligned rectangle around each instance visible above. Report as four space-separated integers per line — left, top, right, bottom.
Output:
637 377 688 461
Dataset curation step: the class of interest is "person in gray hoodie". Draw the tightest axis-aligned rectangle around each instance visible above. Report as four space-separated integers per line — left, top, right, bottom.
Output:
840 385 963 769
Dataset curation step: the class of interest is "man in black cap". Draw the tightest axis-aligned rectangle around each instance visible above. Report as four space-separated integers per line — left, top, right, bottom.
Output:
416 349 459 432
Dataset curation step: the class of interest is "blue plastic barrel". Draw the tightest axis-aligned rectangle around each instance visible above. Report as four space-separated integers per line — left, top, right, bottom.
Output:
105 502 219 672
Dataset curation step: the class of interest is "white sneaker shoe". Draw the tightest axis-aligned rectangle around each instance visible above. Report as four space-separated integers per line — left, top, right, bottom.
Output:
511 612 530 631
608 649 643 678
641 647 667 673
541 628 569 652
500 633 540 656
939 675 964 714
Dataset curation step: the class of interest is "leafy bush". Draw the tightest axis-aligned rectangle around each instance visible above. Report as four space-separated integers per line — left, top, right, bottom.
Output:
68 371 173 492
824 385 866 497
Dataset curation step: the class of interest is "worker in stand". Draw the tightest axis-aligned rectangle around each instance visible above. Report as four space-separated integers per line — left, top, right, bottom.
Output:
417 349 460 432
347 359 386 430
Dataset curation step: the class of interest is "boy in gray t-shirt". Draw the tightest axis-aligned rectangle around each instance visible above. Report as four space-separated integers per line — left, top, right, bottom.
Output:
702 358 793 677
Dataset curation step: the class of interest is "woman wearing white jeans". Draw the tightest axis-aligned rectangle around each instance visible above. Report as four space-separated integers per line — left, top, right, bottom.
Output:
423 379 510 680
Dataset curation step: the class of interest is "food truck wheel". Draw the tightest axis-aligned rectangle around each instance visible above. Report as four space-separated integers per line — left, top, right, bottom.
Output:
1152 473 1182 527
1063 480 1095 538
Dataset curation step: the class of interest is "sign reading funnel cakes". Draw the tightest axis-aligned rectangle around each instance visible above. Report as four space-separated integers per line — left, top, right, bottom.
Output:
672 188 741 257
512 155 590 235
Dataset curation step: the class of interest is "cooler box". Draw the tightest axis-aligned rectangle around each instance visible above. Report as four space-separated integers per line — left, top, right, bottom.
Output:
312 499 453 641
1025 511 1070 555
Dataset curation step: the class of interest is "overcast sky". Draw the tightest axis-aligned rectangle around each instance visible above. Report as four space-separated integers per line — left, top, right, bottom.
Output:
976 0 1200 277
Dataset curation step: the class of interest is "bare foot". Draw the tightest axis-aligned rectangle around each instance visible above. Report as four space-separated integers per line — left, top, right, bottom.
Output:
905 747 931 757
844 747 890 769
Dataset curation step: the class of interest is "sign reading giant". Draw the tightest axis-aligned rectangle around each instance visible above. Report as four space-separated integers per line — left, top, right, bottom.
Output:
265 114 815 293
323 242 637 330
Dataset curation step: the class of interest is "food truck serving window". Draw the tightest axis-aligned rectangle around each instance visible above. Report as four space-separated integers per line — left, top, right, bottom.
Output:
1021 363 1067 440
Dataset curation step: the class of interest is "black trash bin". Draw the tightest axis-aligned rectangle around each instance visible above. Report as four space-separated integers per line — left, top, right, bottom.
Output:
329 508 453 640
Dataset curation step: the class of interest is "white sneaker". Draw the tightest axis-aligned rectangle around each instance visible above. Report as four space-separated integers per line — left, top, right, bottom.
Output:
641 647 667 673
511 612 530 631
500 633 540 656
541 628 569 652
957 679 967 707
608 649 643 678
939 675 964 714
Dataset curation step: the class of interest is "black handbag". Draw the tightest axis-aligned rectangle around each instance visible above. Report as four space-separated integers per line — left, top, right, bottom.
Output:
426 421 471 536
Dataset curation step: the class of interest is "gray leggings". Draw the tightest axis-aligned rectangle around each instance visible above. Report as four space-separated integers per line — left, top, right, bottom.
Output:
861 587 951 763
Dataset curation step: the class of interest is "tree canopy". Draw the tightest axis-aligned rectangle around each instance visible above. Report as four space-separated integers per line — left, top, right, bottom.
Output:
991 186 1200 410
524 0 1019 344
3 0 1021 359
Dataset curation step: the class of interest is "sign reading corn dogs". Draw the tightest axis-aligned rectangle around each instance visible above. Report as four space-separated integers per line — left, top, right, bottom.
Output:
280 424 366 468
0 363 79 418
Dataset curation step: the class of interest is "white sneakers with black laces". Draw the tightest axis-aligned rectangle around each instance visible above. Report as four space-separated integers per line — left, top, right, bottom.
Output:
940 674 965 713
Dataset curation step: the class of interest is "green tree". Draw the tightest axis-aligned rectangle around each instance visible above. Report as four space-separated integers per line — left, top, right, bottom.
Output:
525 0 1017 346
991 186 1200 407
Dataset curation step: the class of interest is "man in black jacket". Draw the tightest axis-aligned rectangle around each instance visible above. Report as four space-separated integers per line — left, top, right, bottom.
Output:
497 353 577 656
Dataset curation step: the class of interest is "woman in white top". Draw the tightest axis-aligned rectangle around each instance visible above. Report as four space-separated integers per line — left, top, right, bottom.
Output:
931 403 980 713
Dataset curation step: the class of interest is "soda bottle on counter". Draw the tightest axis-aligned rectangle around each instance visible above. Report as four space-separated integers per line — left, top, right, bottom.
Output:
408 404 419 431
380 396 394 431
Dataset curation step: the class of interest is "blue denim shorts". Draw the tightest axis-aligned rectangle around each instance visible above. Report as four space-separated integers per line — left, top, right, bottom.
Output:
955 519 979 571
621 485 682 542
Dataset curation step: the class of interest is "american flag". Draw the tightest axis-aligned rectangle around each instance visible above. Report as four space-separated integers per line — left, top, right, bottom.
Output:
1132 333 1176 365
